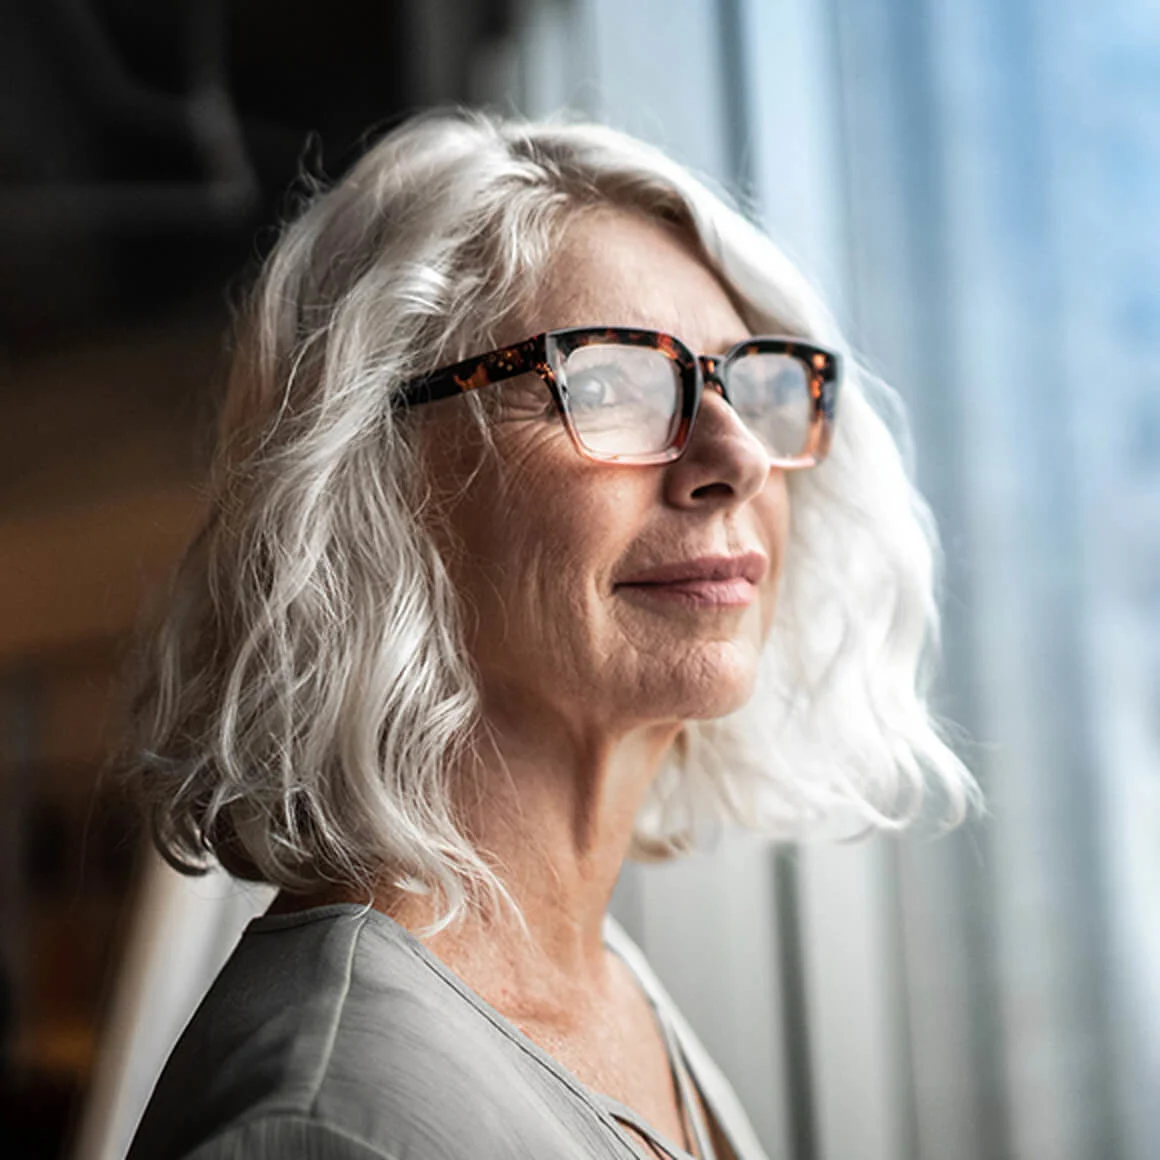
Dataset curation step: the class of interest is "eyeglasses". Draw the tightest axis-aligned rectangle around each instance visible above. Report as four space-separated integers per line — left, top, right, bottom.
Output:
396 326 841 468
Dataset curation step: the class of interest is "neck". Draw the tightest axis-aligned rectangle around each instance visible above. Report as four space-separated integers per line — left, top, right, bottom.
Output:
376 711 682 1018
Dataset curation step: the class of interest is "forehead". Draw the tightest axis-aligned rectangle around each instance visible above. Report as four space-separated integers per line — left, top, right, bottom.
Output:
522 208 751 354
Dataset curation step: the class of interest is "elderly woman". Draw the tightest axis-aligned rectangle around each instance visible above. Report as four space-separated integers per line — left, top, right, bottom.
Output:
125 111 973 1160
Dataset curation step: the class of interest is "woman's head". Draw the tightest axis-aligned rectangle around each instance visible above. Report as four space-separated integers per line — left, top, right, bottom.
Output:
129 109 976 929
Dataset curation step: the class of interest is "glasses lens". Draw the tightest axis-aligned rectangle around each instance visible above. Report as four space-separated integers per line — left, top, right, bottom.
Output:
561 344 682 458
726 353 813 459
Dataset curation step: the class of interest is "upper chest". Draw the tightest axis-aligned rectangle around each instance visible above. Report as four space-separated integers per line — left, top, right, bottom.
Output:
501 955 726 1160
428 929 733 1160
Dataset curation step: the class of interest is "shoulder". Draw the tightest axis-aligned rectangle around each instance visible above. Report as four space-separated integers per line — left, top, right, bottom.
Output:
130 906 591 1160
183 1115 396 1159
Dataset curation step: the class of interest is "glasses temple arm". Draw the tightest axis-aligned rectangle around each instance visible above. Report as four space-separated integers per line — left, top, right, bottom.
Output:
396 335 546 407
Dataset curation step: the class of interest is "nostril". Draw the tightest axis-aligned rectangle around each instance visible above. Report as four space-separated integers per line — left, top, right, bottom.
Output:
690 481 734 500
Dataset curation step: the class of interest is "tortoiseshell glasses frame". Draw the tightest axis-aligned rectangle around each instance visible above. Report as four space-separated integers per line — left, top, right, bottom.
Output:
396 326 842 468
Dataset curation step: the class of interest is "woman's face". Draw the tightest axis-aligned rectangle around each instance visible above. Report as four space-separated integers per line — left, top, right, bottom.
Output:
417 208 789 739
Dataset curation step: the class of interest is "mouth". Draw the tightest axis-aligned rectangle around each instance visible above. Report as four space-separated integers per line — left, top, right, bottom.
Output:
613 552 768 609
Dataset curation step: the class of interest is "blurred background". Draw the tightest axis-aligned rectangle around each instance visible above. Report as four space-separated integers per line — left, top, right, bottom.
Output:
0 0 1157 1157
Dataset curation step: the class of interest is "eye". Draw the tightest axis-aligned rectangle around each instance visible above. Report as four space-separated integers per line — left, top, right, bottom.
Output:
566 363 623 410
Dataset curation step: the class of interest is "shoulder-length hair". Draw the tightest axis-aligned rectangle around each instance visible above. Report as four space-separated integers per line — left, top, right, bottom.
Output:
127 108 977 932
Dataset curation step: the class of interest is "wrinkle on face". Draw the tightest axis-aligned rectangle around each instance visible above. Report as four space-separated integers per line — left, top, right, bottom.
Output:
415 207 789 746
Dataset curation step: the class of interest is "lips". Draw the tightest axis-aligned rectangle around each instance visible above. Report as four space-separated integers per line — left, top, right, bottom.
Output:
614 552 768 608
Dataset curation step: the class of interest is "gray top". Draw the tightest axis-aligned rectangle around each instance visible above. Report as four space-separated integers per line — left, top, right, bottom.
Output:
127 903 770 1160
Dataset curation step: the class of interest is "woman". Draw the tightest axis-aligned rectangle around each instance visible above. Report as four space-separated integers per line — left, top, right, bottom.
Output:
125 110 974 1160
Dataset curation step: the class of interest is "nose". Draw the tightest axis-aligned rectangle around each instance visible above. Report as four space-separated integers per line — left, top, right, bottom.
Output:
662 362 772 509
699 355 730 403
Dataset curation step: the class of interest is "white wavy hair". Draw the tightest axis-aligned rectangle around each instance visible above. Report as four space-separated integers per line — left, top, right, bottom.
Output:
127 108 977 931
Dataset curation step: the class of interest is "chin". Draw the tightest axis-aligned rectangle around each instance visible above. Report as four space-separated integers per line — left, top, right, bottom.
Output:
683 685 758 721
653 639 763 721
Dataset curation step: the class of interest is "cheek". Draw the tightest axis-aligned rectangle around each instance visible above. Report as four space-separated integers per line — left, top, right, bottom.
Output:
485 459 640 614
431 429 651 657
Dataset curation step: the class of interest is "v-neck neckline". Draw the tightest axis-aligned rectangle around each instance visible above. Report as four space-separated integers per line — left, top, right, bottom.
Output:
253 903 716 1160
